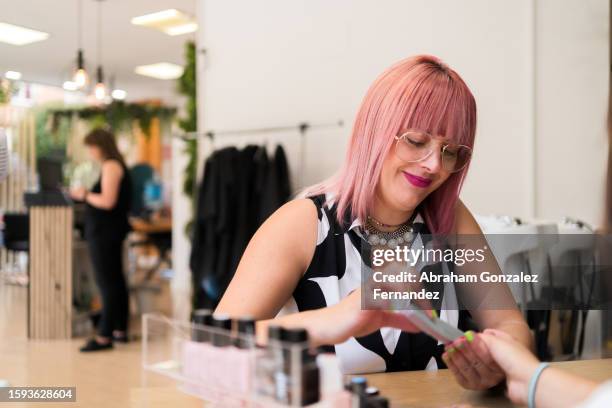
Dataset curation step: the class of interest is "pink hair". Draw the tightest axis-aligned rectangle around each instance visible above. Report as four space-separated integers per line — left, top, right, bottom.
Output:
305 55 477 234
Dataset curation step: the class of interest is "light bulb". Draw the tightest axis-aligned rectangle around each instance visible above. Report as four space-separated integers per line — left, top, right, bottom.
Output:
111 89 127 100
74 68 88 88
94 82 106 100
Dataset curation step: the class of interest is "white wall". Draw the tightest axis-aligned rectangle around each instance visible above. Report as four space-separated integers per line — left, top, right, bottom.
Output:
181 0 609 291
535 0 609 226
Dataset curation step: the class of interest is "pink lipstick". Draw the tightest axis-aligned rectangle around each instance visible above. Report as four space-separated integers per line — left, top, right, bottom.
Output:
403 172 432 188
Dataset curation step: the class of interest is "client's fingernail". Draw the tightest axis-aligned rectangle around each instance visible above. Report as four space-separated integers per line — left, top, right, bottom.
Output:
465 331 474 343
431 310 438 318
447 347 455 354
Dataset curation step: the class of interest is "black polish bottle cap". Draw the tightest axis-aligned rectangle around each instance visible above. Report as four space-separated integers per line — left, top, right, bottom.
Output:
268 325 284 341
282 328 309 343
211 314 232 347
191 309 213 342
350 376 368 394
237 317 255 334
235 316 256 349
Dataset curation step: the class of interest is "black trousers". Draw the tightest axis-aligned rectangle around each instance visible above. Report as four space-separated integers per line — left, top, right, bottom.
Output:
87 234 129 338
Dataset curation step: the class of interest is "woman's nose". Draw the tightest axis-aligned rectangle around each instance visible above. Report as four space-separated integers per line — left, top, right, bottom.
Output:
420 148 443 174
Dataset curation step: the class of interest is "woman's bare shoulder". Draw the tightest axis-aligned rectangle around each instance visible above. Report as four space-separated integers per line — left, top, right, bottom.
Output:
102 159 123 175
264 198 319 232
454 199 483 234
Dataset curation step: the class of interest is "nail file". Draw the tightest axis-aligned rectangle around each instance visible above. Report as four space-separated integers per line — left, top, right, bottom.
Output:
397 304 464 344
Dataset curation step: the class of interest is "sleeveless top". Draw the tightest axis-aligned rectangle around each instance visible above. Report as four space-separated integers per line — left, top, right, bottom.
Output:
283 193 470 374
85 160 132 240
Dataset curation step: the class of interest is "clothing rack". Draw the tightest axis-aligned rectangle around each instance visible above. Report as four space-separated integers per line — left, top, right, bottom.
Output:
176 120 344 189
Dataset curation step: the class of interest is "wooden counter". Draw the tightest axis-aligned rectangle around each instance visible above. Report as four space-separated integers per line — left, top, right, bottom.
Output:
362 359 612 407
2 284 611 407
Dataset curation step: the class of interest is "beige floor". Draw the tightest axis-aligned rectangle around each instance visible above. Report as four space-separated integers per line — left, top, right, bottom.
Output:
0 282 202 408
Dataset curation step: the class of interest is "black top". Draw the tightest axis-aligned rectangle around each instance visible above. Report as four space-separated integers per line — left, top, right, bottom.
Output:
85 160 132 240
290 194 471 374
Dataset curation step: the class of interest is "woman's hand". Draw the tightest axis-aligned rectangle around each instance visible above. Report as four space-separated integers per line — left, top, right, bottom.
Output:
310 288 429 346
478 329 540 405
70 186 87 201
442 330 506 391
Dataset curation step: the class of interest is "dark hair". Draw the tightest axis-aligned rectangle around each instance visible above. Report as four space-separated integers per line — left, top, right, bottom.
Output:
84 127 125 166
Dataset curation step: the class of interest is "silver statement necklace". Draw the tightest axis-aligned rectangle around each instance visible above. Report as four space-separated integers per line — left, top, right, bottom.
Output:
364 215 415 248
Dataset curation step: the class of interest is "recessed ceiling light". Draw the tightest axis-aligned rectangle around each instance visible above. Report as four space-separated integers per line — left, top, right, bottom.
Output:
4 71 22 80
111 89 127 100
0 22 49 46
63 81 79 91
131 9 197 36
134 62 183 80
165 22 198 36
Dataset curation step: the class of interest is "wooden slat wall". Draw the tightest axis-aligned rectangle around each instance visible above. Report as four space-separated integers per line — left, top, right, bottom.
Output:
28 206 73 339
0 106 35 271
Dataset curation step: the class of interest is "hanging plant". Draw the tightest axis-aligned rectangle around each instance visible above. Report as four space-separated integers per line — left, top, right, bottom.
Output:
48 101 176 138
177 41 198 237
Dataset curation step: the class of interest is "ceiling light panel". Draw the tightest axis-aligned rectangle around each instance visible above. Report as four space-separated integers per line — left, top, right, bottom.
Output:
134 62 184 80
130 9 197 36
0 22 49 46
4 71 22 80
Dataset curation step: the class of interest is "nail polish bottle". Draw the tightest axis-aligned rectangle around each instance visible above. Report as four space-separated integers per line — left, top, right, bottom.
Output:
192 309 213 342
316 353 343 398
300 351 320 406
349 377 367 394
255 325 283 400
277 328 320 406
210 314 232 400
348 377 367 408
183 309 213 399
233 317 256 398
211 314 232 347
366 396 389 408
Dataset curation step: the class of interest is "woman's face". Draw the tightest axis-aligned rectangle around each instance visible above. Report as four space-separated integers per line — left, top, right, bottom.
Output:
377 135 453 214
86 145 103 162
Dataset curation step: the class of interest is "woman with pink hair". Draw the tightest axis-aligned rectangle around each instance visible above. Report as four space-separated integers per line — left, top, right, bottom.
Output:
216 55 532 389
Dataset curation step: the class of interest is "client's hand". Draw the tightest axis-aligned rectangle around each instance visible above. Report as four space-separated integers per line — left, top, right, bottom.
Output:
478 329 540 405
313 288 429 346
442 330 506 391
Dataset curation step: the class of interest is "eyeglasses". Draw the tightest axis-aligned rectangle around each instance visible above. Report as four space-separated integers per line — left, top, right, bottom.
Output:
394 130 472 173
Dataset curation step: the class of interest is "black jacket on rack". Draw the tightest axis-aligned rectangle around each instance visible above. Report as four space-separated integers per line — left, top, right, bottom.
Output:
190 144 292 309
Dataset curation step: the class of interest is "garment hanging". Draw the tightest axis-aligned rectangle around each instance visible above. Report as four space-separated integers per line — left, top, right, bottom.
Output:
190 144 292 309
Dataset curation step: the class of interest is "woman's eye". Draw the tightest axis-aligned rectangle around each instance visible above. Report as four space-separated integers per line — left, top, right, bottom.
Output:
443 148 458 158
407 138 425 147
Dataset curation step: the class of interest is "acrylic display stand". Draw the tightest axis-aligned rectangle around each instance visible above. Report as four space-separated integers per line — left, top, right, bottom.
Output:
141 313 351 408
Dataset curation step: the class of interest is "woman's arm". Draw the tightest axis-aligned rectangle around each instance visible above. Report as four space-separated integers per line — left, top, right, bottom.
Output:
85 160 123 210
215 199 319 318
453 199 532 347
215 199 424 347
441 200 533 390
480 329 599 408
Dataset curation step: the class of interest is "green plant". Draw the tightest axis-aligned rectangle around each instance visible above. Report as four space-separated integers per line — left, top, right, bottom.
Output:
0 80 11 105
35 107 70 158
48 101 176 138
177 41 198 237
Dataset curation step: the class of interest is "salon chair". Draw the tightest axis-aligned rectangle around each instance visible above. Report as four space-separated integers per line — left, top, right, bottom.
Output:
3 212 29 252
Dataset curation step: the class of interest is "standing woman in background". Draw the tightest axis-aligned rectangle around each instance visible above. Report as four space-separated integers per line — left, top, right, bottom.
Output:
70 128 132 352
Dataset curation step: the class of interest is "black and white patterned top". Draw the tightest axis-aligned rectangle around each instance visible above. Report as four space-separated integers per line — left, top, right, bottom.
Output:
280 193 470 374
